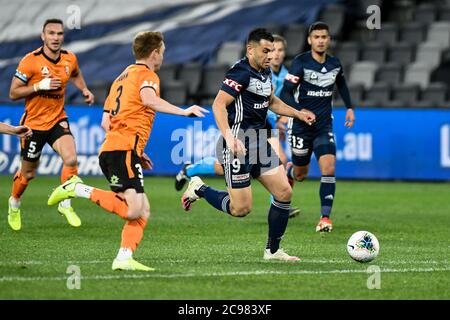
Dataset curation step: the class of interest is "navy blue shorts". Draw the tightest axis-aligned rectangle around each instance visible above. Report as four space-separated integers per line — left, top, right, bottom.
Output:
288 125 336 167
216 131 282 189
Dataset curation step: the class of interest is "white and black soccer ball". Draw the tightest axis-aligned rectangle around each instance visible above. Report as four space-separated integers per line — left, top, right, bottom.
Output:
347 231 380 263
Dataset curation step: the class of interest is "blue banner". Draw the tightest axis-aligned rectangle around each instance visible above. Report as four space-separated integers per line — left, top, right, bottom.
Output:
1 105 450 181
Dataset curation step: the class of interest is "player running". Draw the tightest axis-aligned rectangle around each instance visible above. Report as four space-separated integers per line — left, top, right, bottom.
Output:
7 19 94 231
280 22 355 232
175 34 300 218
181 28 315 261
48 31 208 271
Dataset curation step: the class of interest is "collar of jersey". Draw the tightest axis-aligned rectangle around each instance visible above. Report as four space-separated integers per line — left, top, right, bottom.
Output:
36 47 61 64
135 63 150 69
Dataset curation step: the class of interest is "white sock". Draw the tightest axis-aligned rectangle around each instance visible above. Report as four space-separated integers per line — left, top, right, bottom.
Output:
59 199 71 208
116 248 133 261
74 183 94 199
9 196 20 209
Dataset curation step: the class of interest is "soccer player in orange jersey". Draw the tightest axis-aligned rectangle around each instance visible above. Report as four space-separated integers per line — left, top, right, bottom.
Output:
48 31 208 271
7 19 94 231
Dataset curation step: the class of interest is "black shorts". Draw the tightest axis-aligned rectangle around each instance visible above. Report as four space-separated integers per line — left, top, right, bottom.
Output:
99 150 145 193
216 130 282 189
288 125 336 167
21 119 72 162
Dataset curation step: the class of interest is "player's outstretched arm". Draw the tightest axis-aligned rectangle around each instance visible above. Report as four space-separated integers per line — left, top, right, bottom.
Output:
70 70 94 105
0 122 32 138
269 95 316 126
140 87 208 117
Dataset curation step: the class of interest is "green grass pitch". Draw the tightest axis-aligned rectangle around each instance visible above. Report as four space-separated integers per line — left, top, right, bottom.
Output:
0 176 449 299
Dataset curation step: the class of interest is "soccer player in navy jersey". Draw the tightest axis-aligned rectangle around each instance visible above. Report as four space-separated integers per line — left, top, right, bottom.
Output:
174 34 300 217
281 22 355 232
181 28 315 261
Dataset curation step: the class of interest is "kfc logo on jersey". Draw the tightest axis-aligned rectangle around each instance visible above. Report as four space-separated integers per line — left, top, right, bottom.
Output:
285 73 300 84
223 78 242 92
41 66 50 76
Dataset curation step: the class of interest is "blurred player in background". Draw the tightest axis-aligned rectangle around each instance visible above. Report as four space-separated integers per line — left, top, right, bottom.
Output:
48 31 208 271
174 34 300 217
181 28 315 261
281 22 355 232
0 123 32 138
7 18 94 231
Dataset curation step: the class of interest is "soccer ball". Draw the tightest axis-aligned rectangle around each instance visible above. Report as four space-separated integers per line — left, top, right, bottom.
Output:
347 231 380 263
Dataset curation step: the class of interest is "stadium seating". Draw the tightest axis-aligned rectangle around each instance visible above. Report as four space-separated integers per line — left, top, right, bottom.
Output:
413 3 438 24
198 64 229 104
318 3 345 39
177 63 203 100
375 22 399 45
388 42 415 66
283 24 307 59
216 42 243 66
361 42 386 64
162 81 188 107
375 63 403 86
348 61 378 89
1 0 449 108
421 82 448 105
399 22 427 44
404 62 433 89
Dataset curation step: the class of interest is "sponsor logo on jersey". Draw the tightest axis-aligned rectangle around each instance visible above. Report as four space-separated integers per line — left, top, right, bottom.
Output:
253 101 269 109
307 90 333 97
232 173 250 181
41 66 50 76
285 73 300 84
223 78 243 92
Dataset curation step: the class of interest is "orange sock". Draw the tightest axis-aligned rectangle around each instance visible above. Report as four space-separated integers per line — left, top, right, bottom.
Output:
89 188 129 219
121 217 148 252
11 172 29 199
61 165 78 183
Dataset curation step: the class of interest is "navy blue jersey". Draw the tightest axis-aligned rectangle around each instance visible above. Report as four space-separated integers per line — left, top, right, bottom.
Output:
281 51 352 130
220 57 272 132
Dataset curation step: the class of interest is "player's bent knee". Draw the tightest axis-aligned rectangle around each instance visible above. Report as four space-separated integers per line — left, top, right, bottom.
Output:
274 185 292 202
295 173 307 181
230 205 252 217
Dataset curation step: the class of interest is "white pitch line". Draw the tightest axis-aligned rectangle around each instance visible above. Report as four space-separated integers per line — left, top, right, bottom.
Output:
0 259 447 266
0 267 449 282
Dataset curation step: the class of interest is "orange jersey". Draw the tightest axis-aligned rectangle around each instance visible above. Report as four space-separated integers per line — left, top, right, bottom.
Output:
14 47 80 130
100 64 159 157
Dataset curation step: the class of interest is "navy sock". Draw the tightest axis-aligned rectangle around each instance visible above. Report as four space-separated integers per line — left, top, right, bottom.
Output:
195 185 231 215
286 165 295 180
320 175 335 217
266 199 291 254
